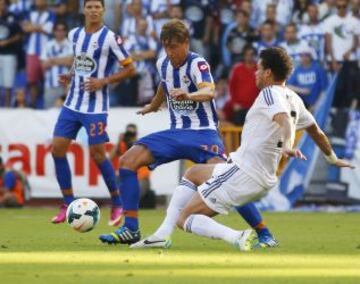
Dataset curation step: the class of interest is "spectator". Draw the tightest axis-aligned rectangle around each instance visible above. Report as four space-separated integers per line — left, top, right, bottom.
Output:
41 21 72 109
251 0 294 28
324 0 360 108
265 4 283 38
48 0 68 19
352 0 360 18
224 9 257 65
0 0 22 107
318 0 337 21
287 45 328 110
109 124 151 199
181 0 215 60
227 45 259 126
22 0 55 108
121 0 155 40
150 0 180 38
8 0 32 19
214 73 230 123
124 17 157 105
253 20 280 55
298 4 325 62
280 22 314 66
292 0 312 24
0 156 28 208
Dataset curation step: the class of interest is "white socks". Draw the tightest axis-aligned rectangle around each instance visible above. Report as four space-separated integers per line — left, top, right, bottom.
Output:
153 178 196 239
183 214 241 245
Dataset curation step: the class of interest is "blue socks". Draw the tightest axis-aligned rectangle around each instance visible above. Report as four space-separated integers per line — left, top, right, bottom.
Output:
98 159 122 207
119 168 140 231
53 156 74 205
236 203 271 237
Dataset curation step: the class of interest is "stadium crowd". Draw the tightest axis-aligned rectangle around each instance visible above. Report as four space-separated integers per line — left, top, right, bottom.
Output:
0 0 359 128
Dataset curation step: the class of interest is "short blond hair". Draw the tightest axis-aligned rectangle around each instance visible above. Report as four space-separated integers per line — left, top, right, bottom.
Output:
160 19 189 45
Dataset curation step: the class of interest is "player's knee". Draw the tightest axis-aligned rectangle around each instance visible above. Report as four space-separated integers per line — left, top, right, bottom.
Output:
118 153 137 171
90 147 106 164
51 143 66 157
184 166 202 186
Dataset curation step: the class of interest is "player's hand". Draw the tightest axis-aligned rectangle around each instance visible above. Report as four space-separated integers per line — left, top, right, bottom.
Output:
82 77 107 92
136 104 155 115
170 88 189 101
334 159 355 169
281 148 307 160
59 73 72 87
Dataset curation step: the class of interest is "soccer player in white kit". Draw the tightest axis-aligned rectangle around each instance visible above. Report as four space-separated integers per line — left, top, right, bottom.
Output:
172 47 355 251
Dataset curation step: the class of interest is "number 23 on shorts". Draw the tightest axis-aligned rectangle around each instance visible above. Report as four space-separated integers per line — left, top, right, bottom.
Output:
89 122 105 137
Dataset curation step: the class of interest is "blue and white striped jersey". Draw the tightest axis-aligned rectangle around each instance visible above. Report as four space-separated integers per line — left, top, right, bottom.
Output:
41 39 73 88
9 0 32 18
64 26 132 114
26 10 55 56
157 52 218 130
298 23 325 61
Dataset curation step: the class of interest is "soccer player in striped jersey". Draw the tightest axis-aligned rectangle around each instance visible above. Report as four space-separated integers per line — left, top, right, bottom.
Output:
99 19 276 248
51 0 136 226
172 47 354 251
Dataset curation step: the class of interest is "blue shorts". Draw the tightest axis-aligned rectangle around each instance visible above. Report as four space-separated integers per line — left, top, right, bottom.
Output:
53 107 109 145
135 129 226 169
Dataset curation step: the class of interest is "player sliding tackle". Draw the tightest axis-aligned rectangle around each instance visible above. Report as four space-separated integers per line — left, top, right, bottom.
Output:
100 19 277 248
51 0 136 226
133 47 355 251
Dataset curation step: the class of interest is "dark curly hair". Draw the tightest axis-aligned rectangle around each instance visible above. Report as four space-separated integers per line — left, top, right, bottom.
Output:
259 47 294 82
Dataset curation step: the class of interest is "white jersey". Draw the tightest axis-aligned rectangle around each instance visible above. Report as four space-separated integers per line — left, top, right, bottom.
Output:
41 39 73 89
323 14 359 61
26 10 55 56
157 52 218 130
230 85 315 188
64 25 132 114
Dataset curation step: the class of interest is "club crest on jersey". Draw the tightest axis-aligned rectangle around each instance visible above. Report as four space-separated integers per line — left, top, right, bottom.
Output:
169 97 199 115
198 61 209 72
91 41 99 49
182 75 191 86
74 52 97 76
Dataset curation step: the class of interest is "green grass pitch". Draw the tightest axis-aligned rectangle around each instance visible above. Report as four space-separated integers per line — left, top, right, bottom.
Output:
1 208 360 284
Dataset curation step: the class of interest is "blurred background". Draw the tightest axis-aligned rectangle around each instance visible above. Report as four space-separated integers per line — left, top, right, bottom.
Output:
0 0 359 211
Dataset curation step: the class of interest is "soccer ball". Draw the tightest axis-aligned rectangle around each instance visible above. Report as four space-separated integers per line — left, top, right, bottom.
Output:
66 198 101 233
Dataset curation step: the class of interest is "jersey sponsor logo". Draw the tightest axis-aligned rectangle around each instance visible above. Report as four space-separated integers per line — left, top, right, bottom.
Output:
198 61 209 72
74 52 97 76
169 97 199 115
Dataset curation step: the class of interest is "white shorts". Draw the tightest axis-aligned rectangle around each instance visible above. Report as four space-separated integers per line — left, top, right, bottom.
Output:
0 54 17 88
199 163 268 214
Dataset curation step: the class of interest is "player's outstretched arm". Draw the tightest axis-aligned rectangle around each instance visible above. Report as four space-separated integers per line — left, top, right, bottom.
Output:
137 84 166 115
306 123 355 169
274 113 307 160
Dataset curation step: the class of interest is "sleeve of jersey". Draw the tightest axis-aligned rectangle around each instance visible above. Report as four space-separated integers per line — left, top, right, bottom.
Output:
191 58 215 90
110 34 133 67
3 171 16 191
296 100 316 130
260 88 288 121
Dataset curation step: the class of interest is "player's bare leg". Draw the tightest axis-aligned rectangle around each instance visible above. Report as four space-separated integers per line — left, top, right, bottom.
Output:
177 192 256 251
51 137 73 223
89 143 123 226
